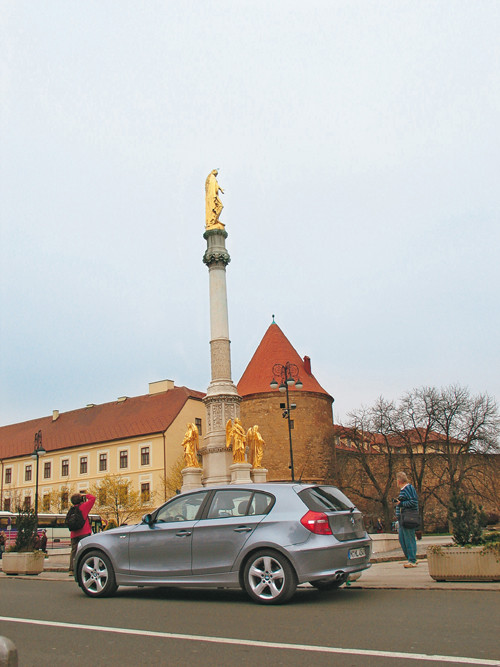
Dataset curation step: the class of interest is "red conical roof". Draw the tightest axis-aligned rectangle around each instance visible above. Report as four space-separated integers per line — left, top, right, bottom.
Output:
237 322 330 397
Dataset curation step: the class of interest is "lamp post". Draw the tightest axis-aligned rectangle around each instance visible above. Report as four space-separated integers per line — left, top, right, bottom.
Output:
31 430 46 526
270 362 303 482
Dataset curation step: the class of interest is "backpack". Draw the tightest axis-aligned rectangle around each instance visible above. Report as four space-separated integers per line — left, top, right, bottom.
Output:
66 504 85 532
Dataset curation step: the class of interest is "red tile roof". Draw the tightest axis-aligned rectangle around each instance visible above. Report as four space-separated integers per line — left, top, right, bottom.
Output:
333 424 463 451
0 386 205 460
237 322 331 397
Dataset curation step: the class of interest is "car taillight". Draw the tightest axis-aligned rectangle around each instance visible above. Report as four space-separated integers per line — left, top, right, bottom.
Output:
300 510 332 535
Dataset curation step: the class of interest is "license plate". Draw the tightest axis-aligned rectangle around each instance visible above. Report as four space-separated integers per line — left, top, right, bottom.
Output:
348 547 366 560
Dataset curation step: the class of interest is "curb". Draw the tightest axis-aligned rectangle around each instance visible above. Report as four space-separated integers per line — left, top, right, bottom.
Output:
371 554 427 564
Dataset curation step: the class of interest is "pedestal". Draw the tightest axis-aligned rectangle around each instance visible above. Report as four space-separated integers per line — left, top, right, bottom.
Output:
229 462 253 485
250 468 268 484
181 467 203 493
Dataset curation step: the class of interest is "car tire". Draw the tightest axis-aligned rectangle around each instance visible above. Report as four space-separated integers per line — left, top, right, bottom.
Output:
310 575 347 591
243 549 297 605
78 550 118 598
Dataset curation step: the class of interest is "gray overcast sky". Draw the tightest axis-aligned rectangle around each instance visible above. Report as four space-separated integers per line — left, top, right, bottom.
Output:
1 1 499 427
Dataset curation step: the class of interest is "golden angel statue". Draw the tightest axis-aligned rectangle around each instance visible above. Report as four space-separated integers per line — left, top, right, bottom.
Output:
225 418 246 463
181 423 201 468
246 425 265 469
205 169 225 229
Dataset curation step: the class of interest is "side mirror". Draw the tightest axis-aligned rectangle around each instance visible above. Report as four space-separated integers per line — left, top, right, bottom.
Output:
142 513 153 526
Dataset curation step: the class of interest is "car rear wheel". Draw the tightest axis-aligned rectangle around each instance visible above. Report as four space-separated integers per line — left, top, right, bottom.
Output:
243 550 297 605
310 575 347 591
78 550 118 598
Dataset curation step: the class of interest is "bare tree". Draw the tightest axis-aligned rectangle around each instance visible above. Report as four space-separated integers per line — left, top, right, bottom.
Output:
160 455 185 501
337 397 400 531
336 385 499 530
90 475 153 526
423 385 500 508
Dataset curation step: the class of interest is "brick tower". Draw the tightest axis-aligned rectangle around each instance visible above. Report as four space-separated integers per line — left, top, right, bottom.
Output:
237 321 336 482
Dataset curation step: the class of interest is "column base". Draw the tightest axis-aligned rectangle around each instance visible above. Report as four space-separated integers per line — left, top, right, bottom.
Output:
181 467 203 493
250 468 268 484
229 462 253 485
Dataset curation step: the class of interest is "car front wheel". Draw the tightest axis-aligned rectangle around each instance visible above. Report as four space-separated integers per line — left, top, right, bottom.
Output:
243 550 297 605
78 550 118 598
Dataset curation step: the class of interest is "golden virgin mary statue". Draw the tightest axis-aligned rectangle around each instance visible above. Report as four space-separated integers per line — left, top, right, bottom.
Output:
205 169 225 229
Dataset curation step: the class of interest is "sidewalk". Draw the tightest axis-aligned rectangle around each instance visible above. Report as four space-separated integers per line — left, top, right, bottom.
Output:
1 537 499 591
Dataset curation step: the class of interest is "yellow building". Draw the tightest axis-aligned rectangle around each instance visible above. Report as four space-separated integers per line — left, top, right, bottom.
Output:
0 380 205 514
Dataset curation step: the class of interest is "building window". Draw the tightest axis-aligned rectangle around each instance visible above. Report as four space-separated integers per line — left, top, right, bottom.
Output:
119 451 128 469
141 483 151 503
3 498 11 511
98 488 107 505
80 457 88 474
44 461 51 479
5 468 12 484
42 494 51 511
195 418 202 436
61 459 69 477
141 447 150 466
99 453 107 472
25 465 32 482
24 496 31 509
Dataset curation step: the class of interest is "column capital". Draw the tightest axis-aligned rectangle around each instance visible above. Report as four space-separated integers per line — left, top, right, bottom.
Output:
203 249 231 266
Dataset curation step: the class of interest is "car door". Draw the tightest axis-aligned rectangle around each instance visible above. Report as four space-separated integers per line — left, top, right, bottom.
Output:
191 489 271 575
128 490 207 578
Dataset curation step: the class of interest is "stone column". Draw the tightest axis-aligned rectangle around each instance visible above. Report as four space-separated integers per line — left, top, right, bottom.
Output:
200 228 241 485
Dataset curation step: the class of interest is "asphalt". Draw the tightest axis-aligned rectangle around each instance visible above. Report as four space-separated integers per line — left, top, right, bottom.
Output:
1 535 499 591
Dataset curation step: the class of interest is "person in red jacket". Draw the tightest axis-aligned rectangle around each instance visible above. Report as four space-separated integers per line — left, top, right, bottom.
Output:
69 493 96 574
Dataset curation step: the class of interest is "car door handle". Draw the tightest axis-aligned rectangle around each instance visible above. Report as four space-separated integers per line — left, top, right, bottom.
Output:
234 526 252 533
176 530 192 537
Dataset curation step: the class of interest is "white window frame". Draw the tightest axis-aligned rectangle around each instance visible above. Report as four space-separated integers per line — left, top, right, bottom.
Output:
79 454 89 476
43 458 53 480
118 447 130 470
97 449 110 473
61 458 70 478
139 441 152 468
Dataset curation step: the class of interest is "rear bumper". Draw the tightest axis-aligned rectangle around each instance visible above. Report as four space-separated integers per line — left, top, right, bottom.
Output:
287 535 372 584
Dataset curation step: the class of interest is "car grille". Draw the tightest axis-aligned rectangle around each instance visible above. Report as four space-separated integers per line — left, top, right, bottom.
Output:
328 512 366 541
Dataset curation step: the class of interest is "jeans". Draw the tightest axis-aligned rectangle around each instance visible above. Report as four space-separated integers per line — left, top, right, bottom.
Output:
69 535 89 572
398 524 417 563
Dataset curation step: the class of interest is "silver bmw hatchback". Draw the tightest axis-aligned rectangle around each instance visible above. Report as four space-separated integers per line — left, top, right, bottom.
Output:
74 483 371 604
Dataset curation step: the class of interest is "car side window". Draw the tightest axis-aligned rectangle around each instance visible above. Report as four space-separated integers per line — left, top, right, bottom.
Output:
156 491 206 523
207 490 253 519
248 492 273 516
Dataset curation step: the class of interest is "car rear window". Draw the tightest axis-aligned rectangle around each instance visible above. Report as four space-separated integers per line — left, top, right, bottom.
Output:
299 486 355 512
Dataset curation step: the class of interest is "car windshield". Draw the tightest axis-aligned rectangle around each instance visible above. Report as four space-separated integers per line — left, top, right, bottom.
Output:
155 491 206 522
299 486 355 512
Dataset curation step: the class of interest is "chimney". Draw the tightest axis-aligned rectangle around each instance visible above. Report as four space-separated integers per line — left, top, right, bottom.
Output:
303 356 312 375
149 379 175 395
52 410 59 421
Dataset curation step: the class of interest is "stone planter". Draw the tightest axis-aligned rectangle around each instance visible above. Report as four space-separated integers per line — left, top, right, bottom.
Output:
427 545 500 582
1 551 45 575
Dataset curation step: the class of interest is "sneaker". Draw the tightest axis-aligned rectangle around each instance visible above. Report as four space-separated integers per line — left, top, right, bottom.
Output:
404 561 418 568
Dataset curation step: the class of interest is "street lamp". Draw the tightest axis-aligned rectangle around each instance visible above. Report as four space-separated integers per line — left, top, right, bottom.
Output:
270 362 303 481
31 430 46 525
